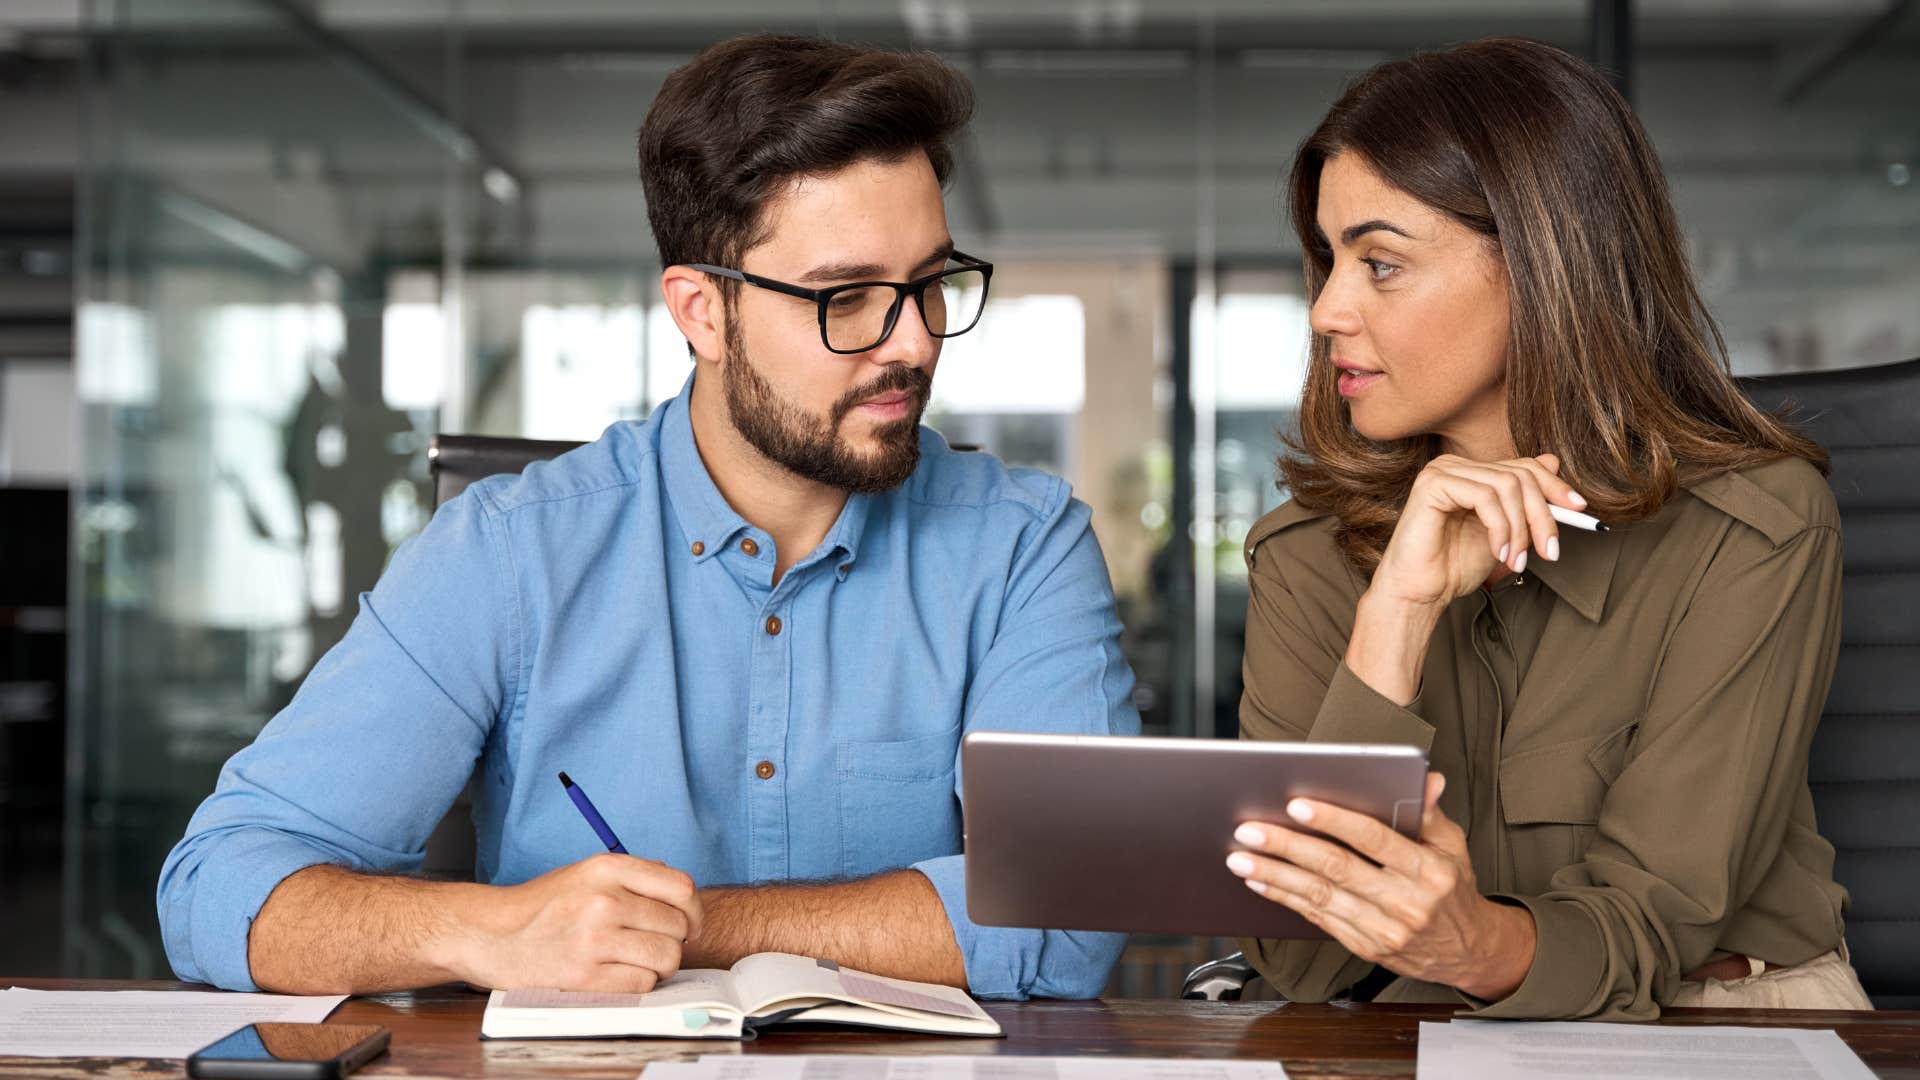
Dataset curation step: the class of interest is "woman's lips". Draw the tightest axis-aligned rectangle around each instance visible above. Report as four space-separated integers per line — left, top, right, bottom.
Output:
1335 367 1383 398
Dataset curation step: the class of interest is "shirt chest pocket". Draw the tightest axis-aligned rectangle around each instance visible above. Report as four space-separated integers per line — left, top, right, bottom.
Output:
1499 719 1637 890
836 725 962 879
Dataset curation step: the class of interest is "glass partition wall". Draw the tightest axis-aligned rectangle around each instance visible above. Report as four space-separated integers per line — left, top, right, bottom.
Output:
68 0 478 976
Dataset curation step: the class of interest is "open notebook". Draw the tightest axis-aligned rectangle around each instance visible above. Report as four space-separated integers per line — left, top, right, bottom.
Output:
480 952 1003 1041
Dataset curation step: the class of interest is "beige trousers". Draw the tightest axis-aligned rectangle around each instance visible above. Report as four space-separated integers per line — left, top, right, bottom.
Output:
1668 948 1873 1011
1372 947 1874 1011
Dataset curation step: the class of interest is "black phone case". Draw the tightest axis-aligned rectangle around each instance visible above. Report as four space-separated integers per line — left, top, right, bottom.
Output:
186 1027 389 1080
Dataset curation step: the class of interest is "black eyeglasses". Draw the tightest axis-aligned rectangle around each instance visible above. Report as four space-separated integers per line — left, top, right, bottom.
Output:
683 251 993 355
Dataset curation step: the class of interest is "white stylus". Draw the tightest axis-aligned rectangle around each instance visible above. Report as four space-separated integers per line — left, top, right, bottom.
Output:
1549 504 1609 533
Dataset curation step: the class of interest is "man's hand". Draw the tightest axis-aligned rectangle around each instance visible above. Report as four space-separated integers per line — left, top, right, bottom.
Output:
679 871 967 989
452 853 704 993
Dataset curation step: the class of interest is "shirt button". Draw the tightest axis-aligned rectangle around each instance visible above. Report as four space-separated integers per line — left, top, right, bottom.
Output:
755 760 776 780
1486 622 1503 644
765 615 782 636
838 564 852 575
740 537 760 557
690 541 705 556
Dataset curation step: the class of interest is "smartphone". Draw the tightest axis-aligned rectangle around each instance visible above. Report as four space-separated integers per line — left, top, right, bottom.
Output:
186 1023 390 1080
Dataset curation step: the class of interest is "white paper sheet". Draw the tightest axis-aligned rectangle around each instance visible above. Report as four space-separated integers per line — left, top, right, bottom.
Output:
637 1056 1289 1079
0 986 348 1059
1416 1020 1875 1080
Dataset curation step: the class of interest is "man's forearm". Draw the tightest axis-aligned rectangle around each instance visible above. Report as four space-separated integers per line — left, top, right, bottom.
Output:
247 864 486 995
683 870 968 988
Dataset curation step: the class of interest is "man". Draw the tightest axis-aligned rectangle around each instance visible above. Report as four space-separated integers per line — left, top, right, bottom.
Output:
157 33 1137 1000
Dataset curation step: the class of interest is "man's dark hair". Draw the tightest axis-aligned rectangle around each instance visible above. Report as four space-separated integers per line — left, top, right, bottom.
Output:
639 33 974 283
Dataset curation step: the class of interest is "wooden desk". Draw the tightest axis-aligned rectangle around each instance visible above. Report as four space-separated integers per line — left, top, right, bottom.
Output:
5 979 1918 1079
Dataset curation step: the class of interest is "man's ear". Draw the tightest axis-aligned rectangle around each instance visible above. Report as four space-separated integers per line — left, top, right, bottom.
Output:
660 265 724 364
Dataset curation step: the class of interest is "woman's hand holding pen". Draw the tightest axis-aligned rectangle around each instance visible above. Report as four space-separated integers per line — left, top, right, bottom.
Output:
1347 453 1591 705
1379 452 1587 605
448 853 705 993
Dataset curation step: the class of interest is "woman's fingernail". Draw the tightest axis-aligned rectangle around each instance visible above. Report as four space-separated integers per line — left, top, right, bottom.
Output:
1234 823 1264 847
1245 879 1268 896
1498 544 1509 562
1226 852 1255 877
1569 491 1588 508
1514 550 1528 574
1287 799 1314 824
1546 536 1560 562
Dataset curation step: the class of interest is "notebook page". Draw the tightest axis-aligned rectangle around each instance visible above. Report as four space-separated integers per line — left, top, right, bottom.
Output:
496 968 740 1012
832 969 982 1021
729 953 986 1023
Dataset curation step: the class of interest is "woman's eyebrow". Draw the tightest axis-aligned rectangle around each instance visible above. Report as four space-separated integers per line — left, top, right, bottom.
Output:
1339 219 1417 245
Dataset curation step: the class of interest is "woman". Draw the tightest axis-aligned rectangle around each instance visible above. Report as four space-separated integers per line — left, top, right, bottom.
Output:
1225 38 1869 1021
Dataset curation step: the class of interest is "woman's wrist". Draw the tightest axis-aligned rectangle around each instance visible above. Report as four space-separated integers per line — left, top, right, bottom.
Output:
1345 589 1447 706
1456 899 1538 1001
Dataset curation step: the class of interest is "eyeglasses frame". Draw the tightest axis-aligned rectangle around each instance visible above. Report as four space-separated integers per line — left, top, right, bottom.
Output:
681 251 994 355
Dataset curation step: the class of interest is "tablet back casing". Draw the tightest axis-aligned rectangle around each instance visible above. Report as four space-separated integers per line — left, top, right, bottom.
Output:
962 732 1427 939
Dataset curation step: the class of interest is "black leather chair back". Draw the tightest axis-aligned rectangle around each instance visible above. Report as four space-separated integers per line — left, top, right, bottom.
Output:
429 434 585 508
418 434 584 880
1739 357 1920 1008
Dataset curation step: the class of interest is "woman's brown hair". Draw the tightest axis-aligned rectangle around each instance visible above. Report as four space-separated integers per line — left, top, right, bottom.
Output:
1279 37 1827 575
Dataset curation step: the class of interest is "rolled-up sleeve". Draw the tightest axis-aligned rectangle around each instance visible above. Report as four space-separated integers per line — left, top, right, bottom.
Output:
913 479 1139 1000
1235 528 1434 1003
1465 524 1843 1021
156 489 517 991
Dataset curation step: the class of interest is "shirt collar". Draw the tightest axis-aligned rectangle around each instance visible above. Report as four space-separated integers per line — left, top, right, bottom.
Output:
819 487 872 576
657 371 872 573
1524 517 1624 623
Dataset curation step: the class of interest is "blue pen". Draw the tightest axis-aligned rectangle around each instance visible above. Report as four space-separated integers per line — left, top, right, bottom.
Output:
558 771 629 855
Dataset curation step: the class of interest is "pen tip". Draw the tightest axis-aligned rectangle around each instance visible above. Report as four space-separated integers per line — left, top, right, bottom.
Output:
1595 522 1611 532
558 771 573 788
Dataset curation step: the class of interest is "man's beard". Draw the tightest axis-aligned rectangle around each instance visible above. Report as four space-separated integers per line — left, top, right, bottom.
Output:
720 322 930 495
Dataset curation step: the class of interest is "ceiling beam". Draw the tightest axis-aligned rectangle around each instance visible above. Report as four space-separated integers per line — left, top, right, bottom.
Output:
1780 0 1916 106
251 0 528 210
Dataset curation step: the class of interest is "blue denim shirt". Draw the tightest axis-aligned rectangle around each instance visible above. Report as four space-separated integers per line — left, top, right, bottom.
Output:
157 377 1139 998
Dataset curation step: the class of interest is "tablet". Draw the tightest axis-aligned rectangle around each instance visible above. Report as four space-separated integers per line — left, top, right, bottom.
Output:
962 732 1428 940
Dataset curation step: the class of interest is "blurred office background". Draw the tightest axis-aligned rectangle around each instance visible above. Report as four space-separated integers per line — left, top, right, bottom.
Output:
0 0 1914 991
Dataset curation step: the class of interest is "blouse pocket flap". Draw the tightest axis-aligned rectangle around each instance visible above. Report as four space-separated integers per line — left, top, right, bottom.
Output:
1499 720 1636 826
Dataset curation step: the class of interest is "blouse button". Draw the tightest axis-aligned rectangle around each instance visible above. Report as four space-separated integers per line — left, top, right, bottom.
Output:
741 537 760 557
755 760 776 780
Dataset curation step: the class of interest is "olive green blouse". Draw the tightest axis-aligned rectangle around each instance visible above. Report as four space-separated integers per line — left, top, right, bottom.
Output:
1236 456 1850 1021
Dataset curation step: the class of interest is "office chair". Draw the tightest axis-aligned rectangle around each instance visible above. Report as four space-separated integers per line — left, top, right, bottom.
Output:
1183 356 1920 1005
418 434 583 881
1743 356 1920 1008
428 434 586 507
